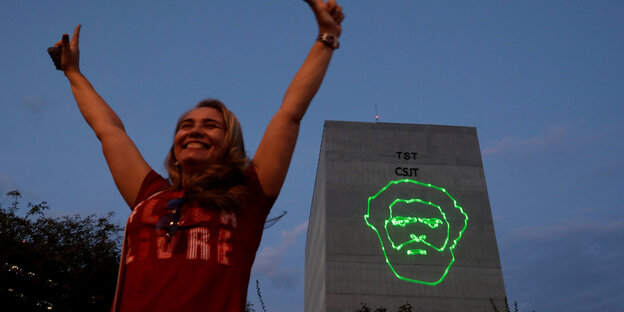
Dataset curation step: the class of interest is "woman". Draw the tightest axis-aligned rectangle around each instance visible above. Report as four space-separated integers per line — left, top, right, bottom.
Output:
52 1 344 311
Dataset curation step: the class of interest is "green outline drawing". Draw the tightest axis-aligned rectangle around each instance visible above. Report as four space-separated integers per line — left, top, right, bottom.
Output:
364 179 468 286
384 198 450 253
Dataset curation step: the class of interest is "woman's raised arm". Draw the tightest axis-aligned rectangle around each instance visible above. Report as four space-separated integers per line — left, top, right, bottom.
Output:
252 0 344 197
56 25 151 207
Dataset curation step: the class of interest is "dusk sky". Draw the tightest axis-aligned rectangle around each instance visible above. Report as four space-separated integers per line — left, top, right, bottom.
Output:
1 1 623 311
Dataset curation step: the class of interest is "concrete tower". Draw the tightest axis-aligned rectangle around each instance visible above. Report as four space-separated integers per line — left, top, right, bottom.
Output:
305 121 506 312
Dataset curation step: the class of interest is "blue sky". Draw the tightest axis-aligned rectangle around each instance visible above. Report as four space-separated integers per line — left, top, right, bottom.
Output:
1 1 623 311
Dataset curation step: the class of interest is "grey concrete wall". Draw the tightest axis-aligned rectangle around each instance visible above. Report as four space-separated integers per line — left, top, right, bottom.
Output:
305 132 327 312
305 121 506 312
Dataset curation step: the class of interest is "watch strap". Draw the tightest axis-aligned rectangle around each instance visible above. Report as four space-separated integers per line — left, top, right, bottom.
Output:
317 33 339 50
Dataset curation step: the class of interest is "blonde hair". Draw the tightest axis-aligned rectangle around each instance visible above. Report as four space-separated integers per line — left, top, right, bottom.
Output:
164 99 249 210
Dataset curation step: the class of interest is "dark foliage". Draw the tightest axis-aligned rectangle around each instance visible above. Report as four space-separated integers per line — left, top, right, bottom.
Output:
491 297 534 312
354 302 372 312
246 279 268 312
0 191 123 311
245 302 256 312
397 302 413 312
354 301 412 312
256 279 267 312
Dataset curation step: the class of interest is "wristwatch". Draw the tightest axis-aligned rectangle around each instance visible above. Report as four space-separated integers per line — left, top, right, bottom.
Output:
317 33 339 50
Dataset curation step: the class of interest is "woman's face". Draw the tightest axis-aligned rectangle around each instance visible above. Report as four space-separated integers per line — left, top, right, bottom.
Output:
173 107 227 170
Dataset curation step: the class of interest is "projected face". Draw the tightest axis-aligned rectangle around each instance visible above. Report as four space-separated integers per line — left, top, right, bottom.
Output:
385 198 450 257
364 179 468 286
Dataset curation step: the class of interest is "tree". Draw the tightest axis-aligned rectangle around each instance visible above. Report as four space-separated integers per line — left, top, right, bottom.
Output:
353 302 372 312
354 302 411 312
397 302 413 312
256 279 268 312
0 190 123 311
491 297 534 312
245 302 257 312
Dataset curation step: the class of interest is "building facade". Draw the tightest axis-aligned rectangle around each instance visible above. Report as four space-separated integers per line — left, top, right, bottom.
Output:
305 121 506 312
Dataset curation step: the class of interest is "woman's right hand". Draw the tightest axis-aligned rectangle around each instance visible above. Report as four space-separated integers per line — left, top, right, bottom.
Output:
54 24 81 75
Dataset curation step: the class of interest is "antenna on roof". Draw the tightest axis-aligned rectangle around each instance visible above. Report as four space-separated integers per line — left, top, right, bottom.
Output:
375 104 379 121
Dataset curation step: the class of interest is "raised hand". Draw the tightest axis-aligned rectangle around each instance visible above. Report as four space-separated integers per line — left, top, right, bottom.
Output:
53 24 81 74
303 0 345 37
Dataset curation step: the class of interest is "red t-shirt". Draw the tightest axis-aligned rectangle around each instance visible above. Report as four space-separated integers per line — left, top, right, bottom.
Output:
112 165 275 312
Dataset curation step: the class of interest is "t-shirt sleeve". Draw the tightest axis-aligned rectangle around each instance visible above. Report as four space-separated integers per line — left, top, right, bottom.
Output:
245 164 277 212
132 170 170 208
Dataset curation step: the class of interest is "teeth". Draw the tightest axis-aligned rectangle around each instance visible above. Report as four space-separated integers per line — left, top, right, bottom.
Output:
187 142 206 149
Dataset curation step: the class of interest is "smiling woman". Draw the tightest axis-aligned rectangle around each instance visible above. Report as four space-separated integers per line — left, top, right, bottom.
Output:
49 1 344 311
165 99 250 213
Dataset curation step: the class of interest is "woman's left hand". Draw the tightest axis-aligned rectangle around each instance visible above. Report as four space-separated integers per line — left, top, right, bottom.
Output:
303 0 344 37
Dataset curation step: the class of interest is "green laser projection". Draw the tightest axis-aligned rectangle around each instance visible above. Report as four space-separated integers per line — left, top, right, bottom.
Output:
364 179 468 286
390 216 443 229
